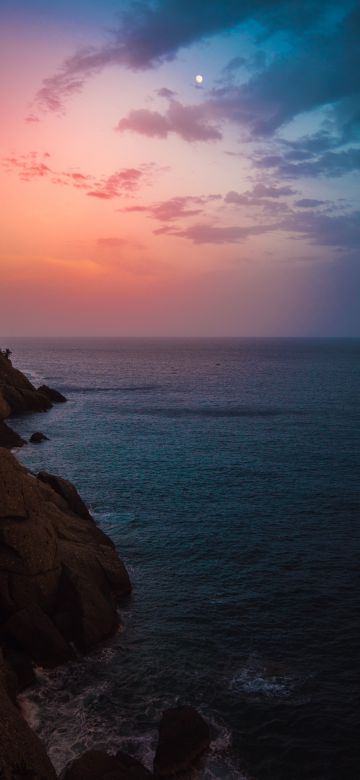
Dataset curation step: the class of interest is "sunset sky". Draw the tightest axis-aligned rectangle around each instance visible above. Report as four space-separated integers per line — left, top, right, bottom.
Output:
1 0 359 336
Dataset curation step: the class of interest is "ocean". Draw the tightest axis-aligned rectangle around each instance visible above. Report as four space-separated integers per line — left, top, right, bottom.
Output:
7 337 360 780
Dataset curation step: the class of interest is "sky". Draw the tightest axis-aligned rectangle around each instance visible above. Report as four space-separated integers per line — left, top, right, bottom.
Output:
0 0 359 336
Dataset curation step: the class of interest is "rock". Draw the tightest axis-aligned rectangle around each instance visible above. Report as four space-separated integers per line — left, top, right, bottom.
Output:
62 749 153 779
0 353 52 416
0 449 131 655
38 383 67 403
55 565 119 654
153 706 210 777
1 604 74 668
0 647 18 703
3 647 36 691
0 390 11 419
62 751 120 779
0 676 56 779
116 750 154 778
0 419 25 448
30 431 49 443
37 470 93 521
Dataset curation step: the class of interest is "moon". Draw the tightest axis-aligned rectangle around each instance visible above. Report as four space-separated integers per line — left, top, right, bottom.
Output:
195 74 204 85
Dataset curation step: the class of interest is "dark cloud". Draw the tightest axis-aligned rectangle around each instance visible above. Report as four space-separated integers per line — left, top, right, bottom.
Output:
206 4 360 138
282 210 360 250
117 98 222 142
32 0 343 115
255 147 360 178
153 206 360 250
222 56 247 74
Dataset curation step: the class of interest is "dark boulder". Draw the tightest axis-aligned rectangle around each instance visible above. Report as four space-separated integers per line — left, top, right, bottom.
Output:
38 384 67 403
1 603 74 668
116 750 154 778
3 646 36 691
0 449 131 655
0 420 25 448
37 470 93 521
0 648 18 703
153 706 210 777
62 750 121 779
55 564 119 654
30 431 49 444
62 749 153 779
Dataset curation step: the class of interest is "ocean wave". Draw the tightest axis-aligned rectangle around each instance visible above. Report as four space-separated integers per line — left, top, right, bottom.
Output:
230 661 297 700
61 384 164 394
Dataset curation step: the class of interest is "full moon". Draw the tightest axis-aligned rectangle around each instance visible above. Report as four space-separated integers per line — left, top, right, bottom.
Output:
195 74 204 84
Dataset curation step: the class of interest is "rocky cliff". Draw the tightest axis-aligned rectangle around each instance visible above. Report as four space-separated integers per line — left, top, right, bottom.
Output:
0 350 66 448
0 354 210 779
0 352 135 778
0 447 132 778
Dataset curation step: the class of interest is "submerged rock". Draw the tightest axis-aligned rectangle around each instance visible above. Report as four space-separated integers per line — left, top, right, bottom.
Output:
153 706 210 777
38 383 67 403
30 431 49 443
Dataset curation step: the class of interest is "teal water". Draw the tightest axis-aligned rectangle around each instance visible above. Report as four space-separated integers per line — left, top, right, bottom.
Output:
8 337 360 779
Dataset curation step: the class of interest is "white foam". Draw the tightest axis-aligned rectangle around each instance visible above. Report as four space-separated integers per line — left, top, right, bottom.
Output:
230 662 296 699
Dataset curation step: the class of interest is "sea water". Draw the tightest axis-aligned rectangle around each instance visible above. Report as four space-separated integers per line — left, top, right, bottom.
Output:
8 337 360 780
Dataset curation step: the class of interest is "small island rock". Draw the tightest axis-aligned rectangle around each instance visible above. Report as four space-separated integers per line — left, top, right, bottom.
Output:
30 431 49 443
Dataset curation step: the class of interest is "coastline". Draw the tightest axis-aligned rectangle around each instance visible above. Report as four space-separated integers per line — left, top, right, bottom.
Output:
0 351 211 779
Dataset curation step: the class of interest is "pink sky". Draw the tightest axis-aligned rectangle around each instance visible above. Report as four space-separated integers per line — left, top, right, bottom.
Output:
1 2 359 336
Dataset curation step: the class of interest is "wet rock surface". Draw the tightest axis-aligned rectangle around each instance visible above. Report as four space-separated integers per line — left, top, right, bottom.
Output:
153 706 210 777
62 749 153 779
38 384 67 404
0 419 25 448
0 441 131 779
30 431 49 443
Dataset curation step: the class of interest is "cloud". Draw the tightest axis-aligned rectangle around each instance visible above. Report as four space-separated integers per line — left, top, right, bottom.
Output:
32 0 338 115
155 221 275 244
255 147 360 178
282 210 360 250
222 56 248 74
206 5 360 138
2 152 157 199
295 198 327 208
2 153 52 180
225 183 296 206
153 204 360 250
123 194 221 221
117 98 222 142
87 168 144 198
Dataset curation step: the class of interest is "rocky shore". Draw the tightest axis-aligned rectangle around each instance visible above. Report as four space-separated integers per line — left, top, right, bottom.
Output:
0 352 210 779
